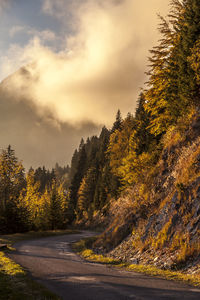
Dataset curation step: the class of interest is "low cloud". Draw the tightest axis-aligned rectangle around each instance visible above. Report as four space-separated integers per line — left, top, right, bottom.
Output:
0 84 101 168
9 25 25 37
42 0 67 17
1 0 169 128
28 29 56 41
0 0 10 14
9 25 56 41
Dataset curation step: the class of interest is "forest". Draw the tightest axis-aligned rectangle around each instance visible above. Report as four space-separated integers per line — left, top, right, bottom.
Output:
0 146 71 233
0 0 200 267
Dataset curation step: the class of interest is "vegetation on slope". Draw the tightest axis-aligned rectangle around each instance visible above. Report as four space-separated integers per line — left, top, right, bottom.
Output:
68 0 200 274
72 236 200 287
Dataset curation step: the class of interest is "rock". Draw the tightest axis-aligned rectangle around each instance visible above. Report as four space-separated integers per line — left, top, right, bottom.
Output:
130 258 139 265
0 244 7 250
154 257 158 262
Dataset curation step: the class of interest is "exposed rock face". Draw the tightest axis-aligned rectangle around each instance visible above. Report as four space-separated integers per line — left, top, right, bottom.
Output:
94 111 200 274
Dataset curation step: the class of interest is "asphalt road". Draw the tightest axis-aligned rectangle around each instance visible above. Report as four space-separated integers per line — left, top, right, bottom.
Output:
8 231 200 300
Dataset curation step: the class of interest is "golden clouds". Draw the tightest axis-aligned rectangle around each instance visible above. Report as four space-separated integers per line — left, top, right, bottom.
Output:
3 0 169 126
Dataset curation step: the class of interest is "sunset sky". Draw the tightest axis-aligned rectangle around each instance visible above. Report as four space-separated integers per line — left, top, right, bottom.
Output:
0 0 169 168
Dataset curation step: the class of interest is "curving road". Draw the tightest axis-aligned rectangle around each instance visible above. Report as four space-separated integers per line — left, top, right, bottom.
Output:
8 231 200 300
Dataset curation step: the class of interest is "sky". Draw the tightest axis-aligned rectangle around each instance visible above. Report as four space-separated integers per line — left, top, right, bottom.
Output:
0 0 170 168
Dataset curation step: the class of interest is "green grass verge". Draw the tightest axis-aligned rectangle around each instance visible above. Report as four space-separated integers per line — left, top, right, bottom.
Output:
0 229 79 300
72 237 200 288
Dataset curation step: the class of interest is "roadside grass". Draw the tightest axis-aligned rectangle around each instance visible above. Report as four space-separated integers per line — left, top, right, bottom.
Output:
0 229 78 300
72 237 121 265
72 237 200 288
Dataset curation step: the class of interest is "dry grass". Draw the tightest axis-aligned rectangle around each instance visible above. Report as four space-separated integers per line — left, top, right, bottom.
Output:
73 237 200 287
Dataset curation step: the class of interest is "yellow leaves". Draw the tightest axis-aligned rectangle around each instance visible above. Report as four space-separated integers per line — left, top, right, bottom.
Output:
107 115 135 177
77 167 96 219
174 137 200 186
188 39 200 84
118 151 156 188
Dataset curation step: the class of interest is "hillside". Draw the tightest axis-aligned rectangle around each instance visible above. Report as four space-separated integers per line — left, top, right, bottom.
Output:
93 109 200 274
67 0 200 276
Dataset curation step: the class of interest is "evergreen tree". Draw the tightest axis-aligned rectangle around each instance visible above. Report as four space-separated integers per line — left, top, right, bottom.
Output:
49 182 62 230
175 0 200 104
22 170 41 230
0 146 26 233
145 0 200 136
131 93 156 155
111 109 122 132
68 144 87 221
70 149 79 180
77 167 97 220
107 113 135 177
144 13 176 136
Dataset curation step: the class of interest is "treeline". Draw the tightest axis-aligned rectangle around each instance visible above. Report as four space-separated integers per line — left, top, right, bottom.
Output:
0 146 71 233
68 0 200 224
67 97 156 224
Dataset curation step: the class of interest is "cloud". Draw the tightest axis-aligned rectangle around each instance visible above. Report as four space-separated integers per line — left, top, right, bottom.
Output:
42 0 74 18
9 25 56 41
28 29 56 41
0 84 101 168
9 25 25 37
1 0 170 127
0 0 10 14
9 24 56 41
0 43 30 81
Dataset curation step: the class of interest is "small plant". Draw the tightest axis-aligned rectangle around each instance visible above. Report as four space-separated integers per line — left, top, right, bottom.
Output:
152 218 172 250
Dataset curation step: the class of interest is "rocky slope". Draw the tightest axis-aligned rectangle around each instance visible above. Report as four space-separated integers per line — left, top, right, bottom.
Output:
93 109 200 275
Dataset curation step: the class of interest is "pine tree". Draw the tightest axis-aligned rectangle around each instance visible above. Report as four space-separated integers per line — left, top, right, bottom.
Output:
107 113 135 177
0 146 26 233
144 13 176 136
131 93 156 155
23 170 41 230
77 167 97 220
188 40 200 85
145 0 200 137
175 0 200 105
49 182 62 230
68 144 87 221
111 109 122 132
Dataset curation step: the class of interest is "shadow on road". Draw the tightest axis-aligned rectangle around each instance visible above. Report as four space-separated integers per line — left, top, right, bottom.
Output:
36 272 200 300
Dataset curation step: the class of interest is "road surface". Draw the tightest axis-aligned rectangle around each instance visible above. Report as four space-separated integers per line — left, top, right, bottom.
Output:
8 231 200 299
